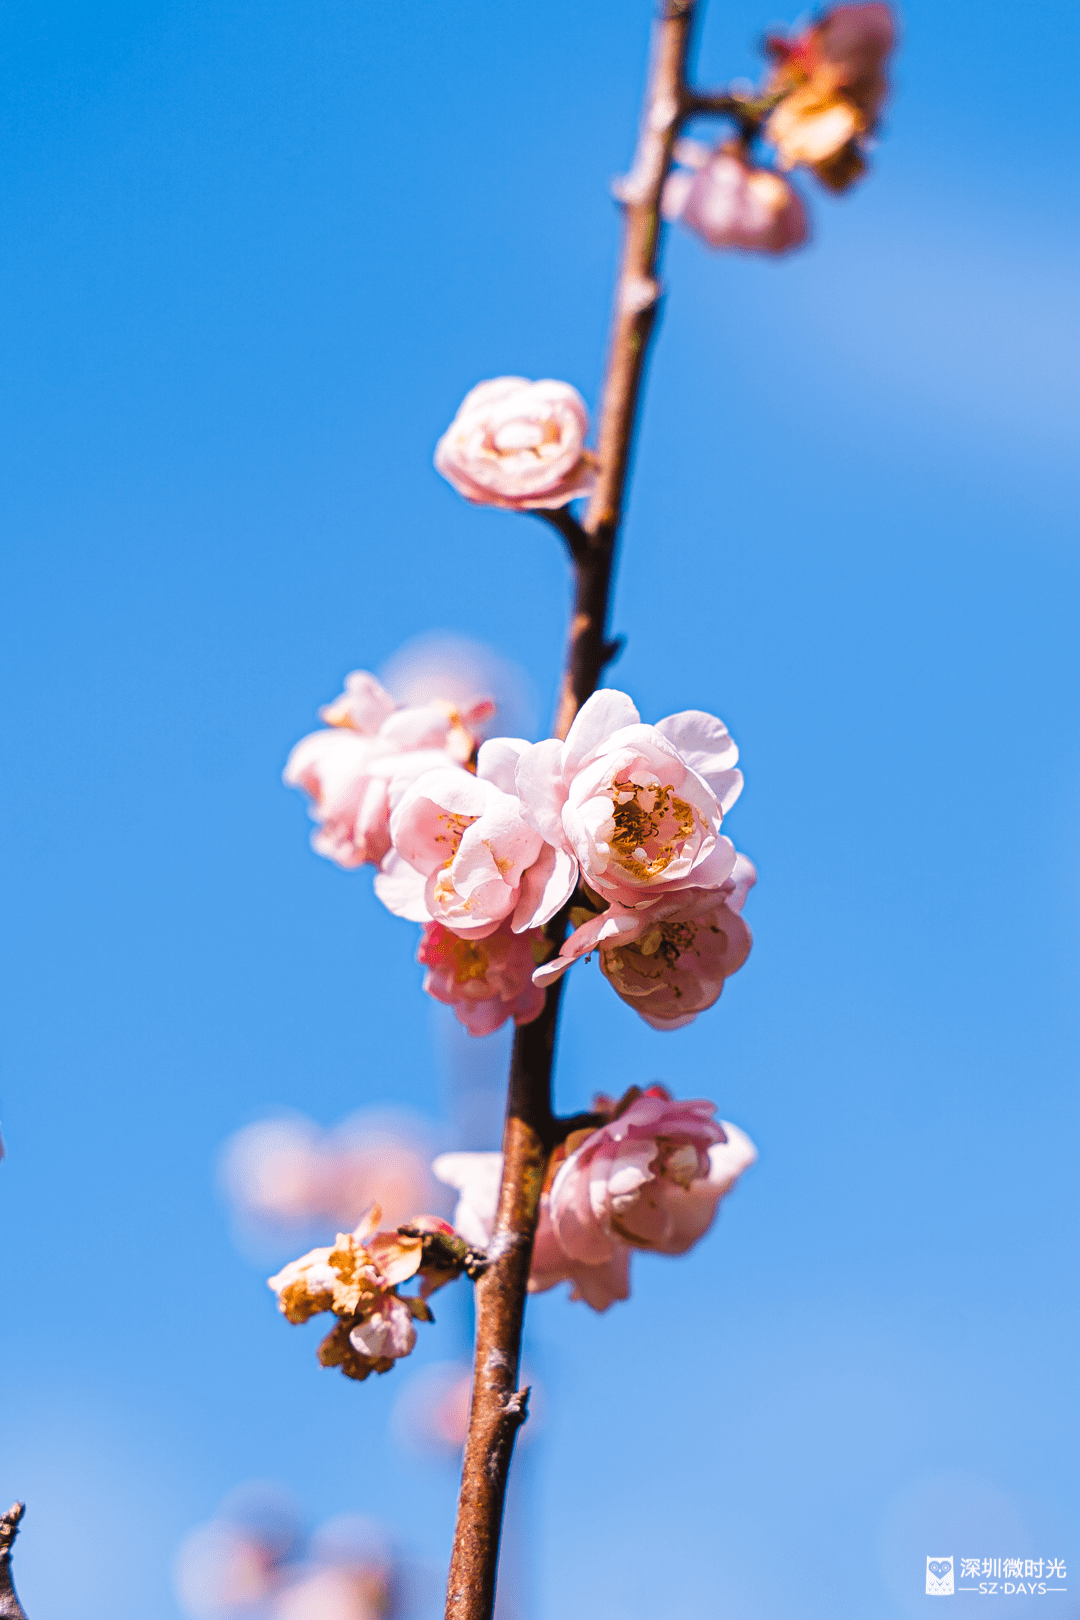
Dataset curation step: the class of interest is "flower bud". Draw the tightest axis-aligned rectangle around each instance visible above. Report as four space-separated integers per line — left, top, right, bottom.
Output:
435 377 597 511
668 143 808 256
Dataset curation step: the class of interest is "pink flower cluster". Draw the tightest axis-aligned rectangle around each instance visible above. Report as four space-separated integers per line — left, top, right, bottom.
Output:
287 676 754 1034
664 4 895 256
435 1087 757 1311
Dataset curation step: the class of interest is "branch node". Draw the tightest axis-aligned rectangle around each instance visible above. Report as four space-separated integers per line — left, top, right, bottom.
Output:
504 1386 531 1426
601 635 626 668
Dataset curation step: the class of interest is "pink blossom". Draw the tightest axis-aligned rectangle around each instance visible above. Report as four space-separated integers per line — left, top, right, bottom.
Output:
534 855 755 1030
433 1094 755 1311
434 377 597 511
548 1089 756 1261
284 670 492 870
665 142 807 255
384 739 576 937
515 689 742 910
418 919 545 1036
432 1150 630 1312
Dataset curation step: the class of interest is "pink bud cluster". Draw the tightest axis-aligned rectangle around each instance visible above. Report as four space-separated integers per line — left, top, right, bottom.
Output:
435 1086 757 1311
664 3 895 257
287 678 755 1035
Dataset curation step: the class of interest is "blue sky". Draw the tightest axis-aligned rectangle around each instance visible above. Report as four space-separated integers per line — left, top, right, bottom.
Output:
1 1 1079 1617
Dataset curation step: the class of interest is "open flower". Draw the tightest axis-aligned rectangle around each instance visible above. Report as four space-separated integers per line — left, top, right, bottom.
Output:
418 919 546 1036
284 670 493 870
432 1150 630 1312
547 1088 755 1260
435 377 597 511
534 855 755 1030
433 1089 756 1312
665 141 808 255
267 1206 456 1381
515 690 742 910
765 3 896 190
383 739 576 937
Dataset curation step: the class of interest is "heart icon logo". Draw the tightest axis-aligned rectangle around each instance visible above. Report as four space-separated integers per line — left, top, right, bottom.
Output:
929 1561 952 1579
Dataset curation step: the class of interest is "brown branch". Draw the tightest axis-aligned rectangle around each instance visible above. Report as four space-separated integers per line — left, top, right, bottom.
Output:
0 1504 29 1620
553 0 700 739
443 6 705 1620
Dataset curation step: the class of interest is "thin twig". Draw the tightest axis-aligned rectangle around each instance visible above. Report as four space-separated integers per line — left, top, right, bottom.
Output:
533 506 588 562
0 1504 29 1620
443 6 704 1620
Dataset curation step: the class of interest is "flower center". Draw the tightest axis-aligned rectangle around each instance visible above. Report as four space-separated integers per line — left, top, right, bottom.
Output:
448 937 490 984
435 810 477 865
608 774 696 881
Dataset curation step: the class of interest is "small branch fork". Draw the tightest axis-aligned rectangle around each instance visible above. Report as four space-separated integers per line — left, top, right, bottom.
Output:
444 5 716 1619
0 1504 29 1620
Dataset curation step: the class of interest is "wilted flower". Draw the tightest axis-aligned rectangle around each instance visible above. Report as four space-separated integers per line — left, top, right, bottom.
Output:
764 3 896 190
434 377 597 511
268 1206 462 1381
515 689 742 911
418 919 546 1036
534 855 755 1029
665 141 808 255
384 739 576 937
434 1088 755 1312
284 670 493 869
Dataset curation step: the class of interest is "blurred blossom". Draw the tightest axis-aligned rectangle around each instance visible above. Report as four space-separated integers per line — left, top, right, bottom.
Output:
764 2 896 191
219 1110 441 1251
390 1361 474 1457
174 1494 410 1620
664 140 808 255
173 1484 301 1619
379 635 536 745
434 377 597 510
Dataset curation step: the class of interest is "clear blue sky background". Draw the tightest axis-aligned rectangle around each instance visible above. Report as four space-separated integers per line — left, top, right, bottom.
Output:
2 1 1078 1617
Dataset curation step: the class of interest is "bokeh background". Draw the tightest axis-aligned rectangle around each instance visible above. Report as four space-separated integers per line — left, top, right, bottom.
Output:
2 0 1078 1615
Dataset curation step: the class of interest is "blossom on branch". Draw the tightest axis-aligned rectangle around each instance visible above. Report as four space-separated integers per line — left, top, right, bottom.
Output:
433 1088 756 1312
548 1087 756 1258
284 670 493 869
664 140 807 255
534 854 755 1029
383 738 576 937
764 3 896 191
514 689 742 910
418 918 546 1036
435 377 597 510
268 1206 468 1381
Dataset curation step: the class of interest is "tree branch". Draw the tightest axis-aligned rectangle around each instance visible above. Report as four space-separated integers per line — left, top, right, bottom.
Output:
444 6 704 1619
0 1504 29 1620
